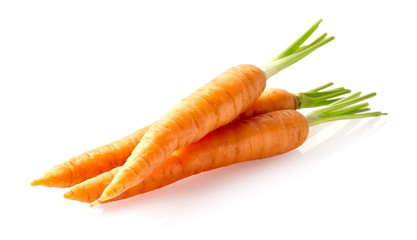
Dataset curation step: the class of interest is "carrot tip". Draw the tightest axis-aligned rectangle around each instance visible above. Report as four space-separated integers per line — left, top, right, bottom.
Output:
89 200 101 208
62 192 72 200
30 179 42 186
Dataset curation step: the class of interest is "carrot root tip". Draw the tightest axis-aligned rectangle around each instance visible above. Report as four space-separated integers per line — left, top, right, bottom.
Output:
89 200 101 208
30 178 43 186
63 191 72 200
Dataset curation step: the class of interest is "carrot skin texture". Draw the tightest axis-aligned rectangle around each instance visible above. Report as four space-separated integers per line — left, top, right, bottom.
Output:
31 126 150 187
235 88 298 121
97 64 268 203
33 88 297 188
65 110 309 203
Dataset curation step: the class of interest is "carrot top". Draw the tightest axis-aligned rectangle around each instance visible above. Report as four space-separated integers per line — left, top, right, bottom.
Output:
305 91 387 126
294 82 351 109
262 19 334 79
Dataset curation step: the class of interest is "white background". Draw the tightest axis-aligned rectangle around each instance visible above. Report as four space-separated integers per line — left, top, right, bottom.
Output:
1 0 416 239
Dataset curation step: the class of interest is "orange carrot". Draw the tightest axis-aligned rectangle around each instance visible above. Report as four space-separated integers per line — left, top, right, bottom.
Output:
235 82 349 121
66 92 385 205
31 126 150 188
91 20 334 206
234 88 298 121
65 109 309 203
32 82 347 188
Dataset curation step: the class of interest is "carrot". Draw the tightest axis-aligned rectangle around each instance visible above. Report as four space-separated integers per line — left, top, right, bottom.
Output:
235 82 350 121
66 110 309 203
65 92 385 204
31 82 348 188
30 126 150 188
90 19 335 206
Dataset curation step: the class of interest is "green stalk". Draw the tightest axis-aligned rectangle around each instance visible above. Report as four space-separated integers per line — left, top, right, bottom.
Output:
294 82 351 109
307 112 386 126
305 92 387 126
294 33 328 54
270 19 323 61
304 82 334 93
321 102 370 117
261 19 334 80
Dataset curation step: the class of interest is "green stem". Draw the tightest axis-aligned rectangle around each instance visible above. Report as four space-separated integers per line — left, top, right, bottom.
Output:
261 19 334 80
294 33 328 54
321 102 370 117
305 82 334 93
308 112 387 126
344 107 371 114
326 92 377 111
329 92 362 105
271 19 323 61
295 82 351 109
305 92 387 126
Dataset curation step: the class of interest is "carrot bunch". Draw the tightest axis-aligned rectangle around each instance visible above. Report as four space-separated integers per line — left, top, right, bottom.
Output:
31 20 386 207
